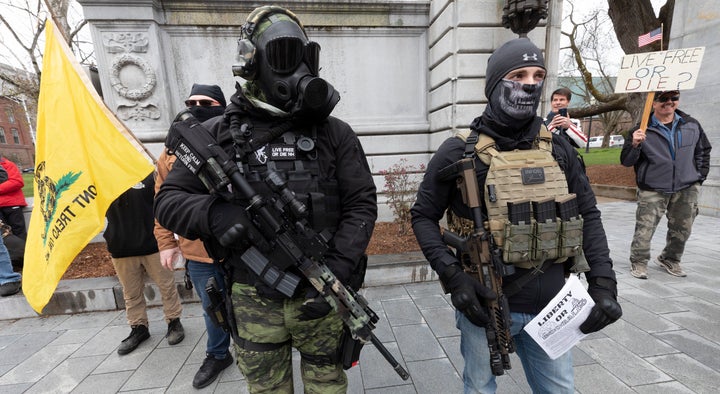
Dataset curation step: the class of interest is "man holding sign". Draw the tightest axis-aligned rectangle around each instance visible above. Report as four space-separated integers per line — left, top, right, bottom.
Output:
621 90 712 279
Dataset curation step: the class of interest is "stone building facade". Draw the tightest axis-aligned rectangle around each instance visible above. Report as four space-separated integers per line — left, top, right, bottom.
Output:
0 96 35 169
77 0 717 218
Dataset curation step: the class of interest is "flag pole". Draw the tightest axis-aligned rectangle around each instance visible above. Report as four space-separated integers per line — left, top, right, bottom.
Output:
638 23 665 135
41 1 156 163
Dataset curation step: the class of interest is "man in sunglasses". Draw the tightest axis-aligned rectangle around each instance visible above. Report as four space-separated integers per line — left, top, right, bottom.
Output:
155 6 376 392
621 90 712 279
154 83 233 389
183 83 226 121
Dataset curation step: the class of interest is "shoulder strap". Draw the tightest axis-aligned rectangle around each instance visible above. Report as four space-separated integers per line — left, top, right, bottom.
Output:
455 129 497 165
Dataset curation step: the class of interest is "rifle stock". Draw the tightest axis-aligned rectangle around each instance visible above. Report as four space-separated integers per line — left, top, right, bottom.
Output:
440 158 515 376
167 110 410 380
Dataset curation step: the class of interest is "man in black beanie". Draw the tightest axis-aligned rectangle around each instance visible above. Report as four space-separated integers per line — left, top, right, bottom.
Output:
184 83 226 122
412 37 621 392
154 83 234 388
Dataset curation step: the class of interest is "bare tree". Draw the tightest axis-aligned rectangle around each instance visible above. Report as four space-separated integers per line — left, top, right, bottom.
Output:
559 0 674 134
0 0 90 106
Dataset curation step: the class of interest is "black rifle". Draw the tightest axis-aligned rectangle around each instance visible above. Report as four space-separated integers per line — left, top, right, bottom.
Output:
438 158 515 376
166 110 410 380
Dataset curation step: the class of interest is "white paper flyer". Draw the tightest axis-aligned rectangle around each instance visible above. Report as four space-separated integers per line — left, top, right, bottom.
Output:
523 275 595 360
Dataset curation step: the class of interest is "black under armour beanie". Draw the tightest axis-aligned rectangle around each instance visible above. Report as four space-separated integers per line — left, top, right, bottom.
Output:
485 38 545 98
189 83 227 107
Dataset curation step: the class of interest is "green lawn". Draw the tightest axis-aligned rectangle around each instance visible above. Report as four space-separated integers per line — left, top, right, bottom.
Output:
577 147 624 166
22 173 34 198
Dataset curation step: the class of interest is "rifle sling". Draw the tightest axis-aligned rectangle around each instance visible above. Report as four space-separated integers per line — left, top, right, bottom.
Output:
502 259 555 298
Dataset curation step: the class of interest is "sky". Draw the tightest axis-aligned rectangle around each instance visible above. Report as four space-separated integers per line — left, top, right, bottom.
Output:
559 0 667 76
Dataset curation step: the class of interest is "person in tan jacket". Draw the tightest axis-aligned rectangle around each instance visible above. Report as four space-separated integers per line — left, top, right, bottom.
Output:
154 83 232 389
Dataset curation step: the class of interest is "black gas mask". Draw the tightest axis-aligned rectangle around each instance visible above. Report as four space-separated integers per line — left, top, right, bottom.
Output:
233 11 340 120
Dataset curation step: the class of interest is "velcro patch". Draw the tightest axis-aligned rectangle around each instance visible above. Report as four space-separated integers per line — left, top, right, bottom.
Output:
521 167 545 185
270 144 296 160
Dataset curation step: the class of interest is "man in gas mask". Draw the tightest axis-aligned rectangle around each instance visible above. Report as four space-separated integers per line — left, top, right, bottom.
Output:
155 6 376 392
411 38 622 393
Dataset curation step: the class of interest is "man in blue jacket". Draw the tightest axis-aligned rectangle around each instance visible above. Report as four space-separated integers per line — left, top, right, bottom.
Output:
621 90 712 279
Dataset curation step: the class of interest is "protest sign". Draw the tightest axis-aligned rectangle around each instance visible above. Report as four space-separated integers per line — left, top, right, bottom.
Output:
615 47 705 93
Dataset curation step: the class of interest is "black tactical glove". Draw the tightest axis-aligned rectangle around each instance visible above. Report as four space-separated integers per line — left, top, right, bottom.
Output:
298 289 333 321
440 264 496 327
209 202 254 248
580 276 623 334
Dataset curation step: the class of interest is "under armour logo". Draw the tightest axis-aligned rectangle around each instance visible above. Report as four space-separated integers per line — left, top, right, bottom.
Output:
523 53 538 61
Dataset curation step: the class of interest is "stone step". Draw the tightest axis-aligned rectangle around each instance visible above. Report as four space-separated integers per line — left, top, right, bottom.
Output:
1 252 434 320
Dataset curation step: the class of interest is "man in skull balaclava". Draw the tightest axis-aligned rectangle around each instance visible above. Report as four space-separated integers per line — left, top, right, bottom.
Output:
154 6 377 392
412 37 622 392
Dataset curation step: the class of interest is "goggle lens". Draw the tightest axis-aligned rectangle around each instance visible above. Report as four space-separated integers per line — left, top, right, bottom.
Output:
265 37 321 75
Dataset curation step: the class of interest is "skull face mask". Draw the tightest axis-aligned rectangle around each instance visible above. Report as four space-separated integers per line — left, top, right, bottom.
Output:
493 79 543 122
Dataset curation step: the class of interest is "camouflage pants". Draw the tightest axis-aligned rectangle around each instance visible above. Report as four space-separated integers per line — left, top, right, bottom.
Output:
230 283 346 394
630 184 700 266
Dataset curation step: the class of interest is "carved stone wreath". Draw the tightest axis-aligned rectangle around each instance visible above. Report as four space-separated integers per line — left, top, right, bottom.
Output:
109 54 157 101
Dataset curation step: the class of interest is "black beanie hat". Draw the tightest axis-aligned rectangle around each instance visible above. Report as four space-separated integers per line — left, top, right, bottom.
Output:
189 83 226 107
485 38 545 98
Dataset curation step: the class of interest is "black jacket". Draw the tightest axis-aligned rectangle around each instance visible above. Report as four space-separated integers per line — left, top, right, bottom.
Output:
621 109 712 193
104 174 158 258
154 100 377 297
411 117 615 314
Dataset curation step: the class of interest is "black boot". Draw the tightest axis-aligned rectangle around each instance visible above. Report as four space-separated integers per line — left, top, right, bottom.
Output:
117 324 150 355
166 318 185 345
192 353 234 389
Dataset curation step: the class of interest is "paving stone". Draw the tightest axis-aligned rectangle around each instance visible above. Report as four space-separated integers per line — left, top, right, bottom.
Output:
616 301 681 333
631 381 696 394
420 305 458 338
121 345 192 391
599 318 678 357
406 358 463 393
382 299 423 326
0 314 69 335
358 341 408 389
393 323 446 362
653 329 720 373
647 353 720 393
0 382 33 394
662 310 720 343
574 364 636 394
412 293 451 310
48 326 102 346
0 331 64 365
23 354 105 393
54 310 123 330
618 287 688 314
0 343 80 385
404 280 443 298
577 337 671 386
70 370 133 394
362 285 410 302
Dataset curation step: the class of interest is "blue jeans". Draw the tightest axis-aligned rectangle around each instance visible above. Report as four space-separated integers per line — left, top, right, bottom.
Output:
186 260 231 359
457 310 574 393
0 236 21 285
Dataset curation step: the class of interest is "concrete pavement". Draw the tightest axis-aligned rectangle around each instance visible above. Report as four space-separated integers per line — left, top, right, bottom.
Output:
1 200 720 393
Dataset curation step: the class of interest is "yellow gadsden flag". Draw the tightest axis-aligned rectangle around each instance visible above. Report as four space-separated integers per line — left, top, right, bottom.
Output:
23 20 154 313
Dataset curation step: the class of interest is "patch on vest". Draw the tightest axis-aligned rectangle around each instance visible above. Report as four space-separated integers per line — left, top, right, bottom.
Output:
521 167 545 185
270 144 297 160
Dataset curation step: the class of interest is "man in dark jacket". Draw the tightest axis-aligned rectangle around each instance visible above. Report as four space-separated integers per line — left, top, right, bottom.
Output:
411 38 621 393
154 82 233 389
621 90 712 279
105 173 185 355
155 6 376 392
